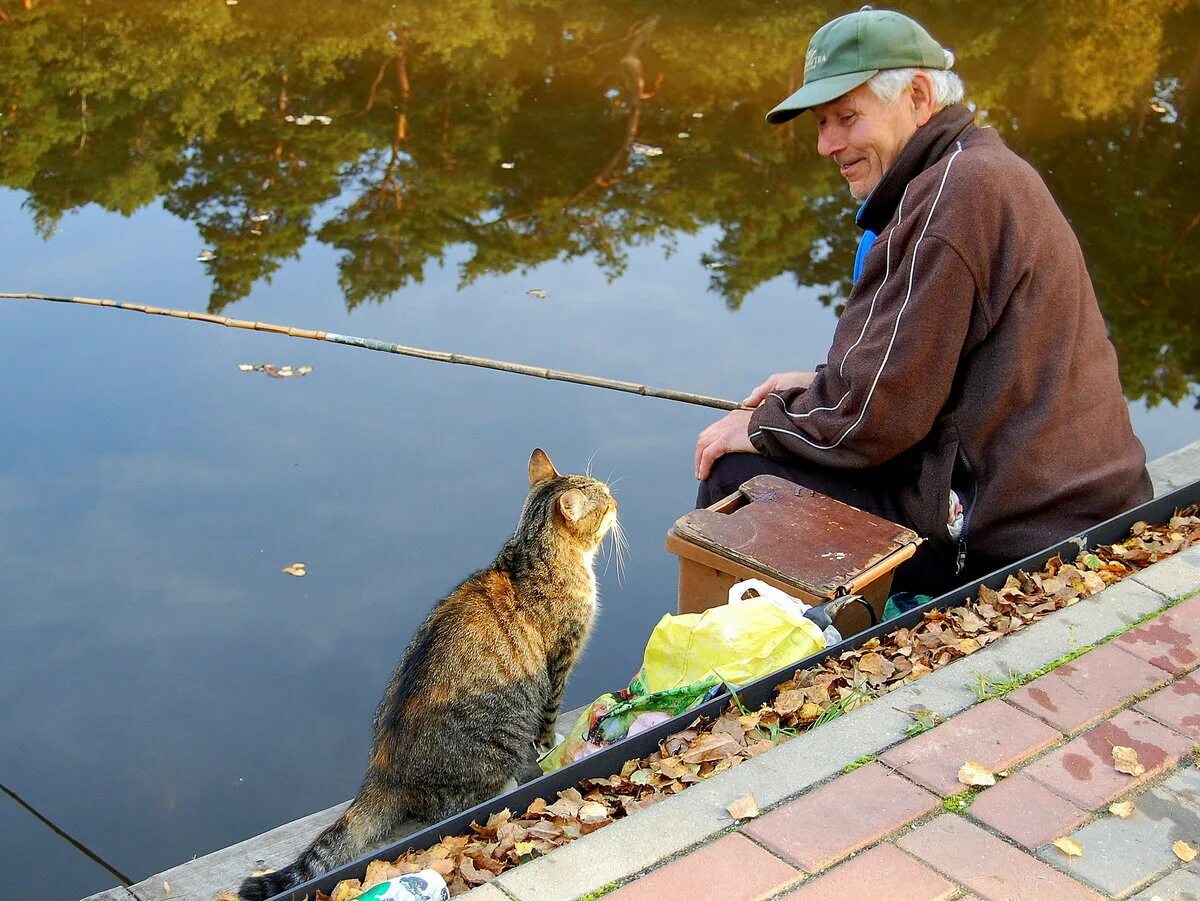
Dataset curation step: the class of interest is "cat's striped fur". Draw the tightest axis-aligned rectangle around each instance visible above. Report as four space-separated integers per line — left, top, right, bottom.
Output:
239 449 616 900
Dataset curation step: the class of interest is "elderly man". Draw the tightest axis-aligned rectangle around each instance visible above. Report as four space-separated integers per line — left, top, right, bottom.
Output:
694 8 1151 597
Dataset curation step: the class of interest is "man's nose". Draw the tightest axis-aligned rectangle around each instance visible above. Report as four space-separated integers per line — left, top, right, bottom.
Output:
817 126 845 159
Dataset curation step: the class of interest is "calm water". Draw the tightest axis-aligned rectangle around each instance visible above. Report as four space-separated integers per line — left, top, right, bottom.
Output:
2 3 1198 897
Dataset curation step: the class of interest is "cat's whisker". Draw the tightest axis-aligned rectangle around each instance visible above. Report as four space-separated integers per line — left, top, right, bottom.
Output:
586 449 600 478
608 518 629 584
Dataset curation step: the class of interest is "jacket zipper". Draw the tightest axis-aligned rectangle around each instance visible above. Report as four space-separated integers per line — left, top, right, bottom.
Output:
955 448 978 575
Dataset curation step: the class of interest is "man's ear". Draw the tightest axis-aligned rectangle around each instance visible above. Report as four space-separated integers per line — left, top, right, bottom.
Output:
910 70 938 127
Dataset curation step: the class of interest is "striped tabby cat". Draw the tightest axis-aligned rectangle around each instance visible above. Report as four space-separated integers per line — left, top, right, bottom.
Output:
239 449 618 900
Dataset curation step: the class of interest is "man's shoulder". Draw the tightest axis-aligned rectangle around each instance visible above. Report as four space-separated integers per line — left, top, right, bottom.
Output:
899 127 1051 229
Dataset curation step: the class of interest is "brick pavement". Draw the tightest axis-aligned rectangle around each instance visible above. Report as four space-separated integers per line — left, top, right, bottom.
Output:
481 582 1200 901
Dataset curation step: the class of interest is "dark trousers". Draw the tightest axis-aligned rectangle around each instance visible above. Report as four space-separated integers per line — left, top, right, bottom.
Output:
697 453 1008 599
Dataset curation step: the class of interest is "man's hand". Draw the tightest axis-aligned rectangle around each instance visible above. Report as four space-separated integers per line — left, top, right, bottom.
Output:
743 371 817 408
695 410 757 481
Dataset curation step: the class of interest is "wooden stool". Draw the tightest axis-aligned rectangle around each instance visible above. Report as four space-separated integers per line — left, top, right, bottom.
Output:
665 475 920 637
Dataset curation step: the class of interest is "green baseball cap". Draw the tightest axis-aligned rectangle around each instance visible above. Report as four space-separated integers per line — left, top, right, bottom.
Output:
766 7 953 125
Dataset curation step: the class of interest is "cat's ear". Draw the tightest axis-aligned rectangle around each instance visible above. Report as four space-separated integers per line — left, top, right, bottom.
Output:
528 448 560 486
558 488 590 523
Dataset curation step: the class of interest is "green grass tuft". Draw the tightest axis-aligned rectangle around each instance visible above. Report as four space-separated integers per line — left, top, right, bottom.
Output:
579 880 620 901
942 790 977 813
842 754 877 774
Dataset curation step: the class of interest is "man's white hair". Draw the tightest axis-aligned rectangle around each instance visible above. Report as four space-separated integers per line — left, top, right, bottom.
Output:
868 58 964 108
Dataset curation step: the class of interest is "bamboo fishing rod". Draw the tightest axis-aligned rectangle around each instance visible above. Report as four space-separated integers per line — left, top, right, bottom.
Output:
2 292 748 411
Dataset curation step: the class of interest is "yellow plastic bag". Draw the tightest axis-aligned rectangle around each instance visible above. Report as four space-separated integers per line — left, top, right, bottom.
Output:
642 580 828 693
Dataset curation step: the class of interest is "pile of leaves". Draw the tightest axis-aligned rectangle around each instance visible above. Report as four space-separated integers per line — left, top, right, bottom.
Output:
255 508 1200 900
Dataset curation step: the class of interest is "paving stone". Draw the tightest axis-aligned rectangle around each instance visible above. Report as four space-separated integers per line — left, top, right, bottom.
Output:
1136 674 1200 738
605 833 801 901
1129 866 1200 900
1147 439 1200 496
782 844 957 900
1034 772 1200 896
742 763 940 873
968 771 1089 849
896 815 1102 900
879 670 980 725
1118 596 1200 675
458 885 511 901
1023 710 1195 810
1006 642 1172 733
879 699 1062 796
1133 547 1200 602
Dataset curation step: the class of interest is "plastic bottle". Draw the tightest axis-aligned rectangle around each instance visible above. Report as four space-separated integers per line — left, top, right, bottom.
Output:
356 869 450 901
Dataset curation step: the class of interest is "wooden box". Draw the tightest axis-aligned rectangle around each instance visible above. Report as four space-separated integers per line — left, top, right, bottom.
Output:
666 475 920 636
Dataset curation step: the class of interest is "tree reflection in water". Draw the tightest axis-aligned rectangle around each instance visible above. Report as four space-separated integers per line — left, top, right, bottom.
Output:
1 0 1196 406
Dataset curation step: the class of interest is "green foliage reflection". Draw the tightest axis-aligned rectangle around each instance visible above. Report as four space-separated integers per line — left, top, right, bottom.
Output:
0 0 1195 405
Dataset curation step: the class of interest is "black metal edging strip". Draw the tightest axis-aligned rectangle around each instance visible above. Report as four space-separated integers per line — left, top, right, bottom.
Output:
279 477 1200 899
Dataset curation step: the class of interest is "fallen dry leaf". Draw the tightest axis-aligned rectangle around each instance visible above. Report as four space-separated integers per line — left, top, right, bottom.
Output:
958 760 996 787
577 801 610 824
1108 800 1135 818
1113 746 1145 776
725 793 760 821
1052 836 1083 858
281 562 307 577
1174 840 1198 862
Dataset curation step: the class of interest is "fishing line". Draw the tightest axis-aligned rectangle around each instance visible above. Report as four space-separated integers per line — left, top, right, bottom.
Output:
2 292 747 412
0 778 140 893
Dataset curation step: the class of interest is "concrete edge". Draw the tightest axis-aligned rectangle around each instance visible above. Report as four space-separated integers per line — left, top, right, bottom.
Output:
1147 439 1200 498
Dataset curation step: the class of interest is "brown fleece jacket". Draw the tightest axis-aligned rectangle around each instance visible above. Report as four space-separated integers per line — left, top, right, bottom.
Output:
749 104 1151 561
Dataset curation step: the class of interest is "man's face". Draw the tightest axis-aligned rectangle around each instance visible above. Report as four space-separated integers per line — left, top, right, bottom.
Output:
812 81 922 200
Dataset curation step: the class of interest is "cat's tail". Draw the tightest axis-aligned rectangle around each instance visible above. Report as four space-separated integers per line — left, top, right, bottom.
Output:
238 789 413 901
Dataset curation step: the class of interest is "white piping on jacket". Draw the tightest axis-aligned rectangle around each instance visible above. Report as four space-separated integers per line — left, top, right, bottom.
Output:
752 141 965 453
770 183 912 419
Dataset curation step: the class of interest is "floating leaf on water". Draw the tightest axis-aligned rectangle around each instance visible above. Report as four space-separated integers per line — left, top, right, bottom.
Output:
1052 836 1083 858
314 115 332 125
630 142 663 157
294 114 315 125
500 161 516 169
284 114 295 122
281 562 307 577
677 132 690 139
1112 746 1145 776
725 793 759 821
692 111 704 118
238 363 313 378
1174 840 1198 862
527 288 549 299
1108 801 1134 818
957 760 996 787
